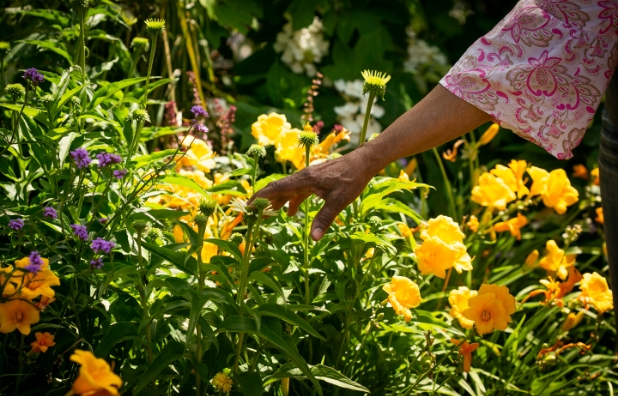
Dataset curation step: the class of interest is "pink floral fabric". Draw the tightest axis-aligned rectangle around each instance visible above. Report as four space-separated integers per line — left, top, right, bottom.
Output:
440 0 618 159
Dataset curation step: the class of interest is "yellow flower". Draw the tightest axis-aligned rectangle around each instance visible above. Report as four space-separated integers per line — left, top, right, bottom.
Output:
450 338 480 373
70 350 123 396
528 168 579 214
493 213 528 240
463 284 516 335
420 215 465 244
173 224 185 243
275 128 306 170
467 215 479 232
579 272 613 314
448 286 478 329
443 140 465 162
212 372 234 393
11 257 60 301
572 164 588 180
591 167 599 185
415 216 472 277
561 311 585 331
0 299 40 335
251 113 291 146
508 160 530 197
478 123 499 145
595 207 604 224
14 256 49 270
361 70 391 99
397 170 410 182
471 172 516 210
177 137 217 173
404 158 418 176
382 276 421 322
30 331 55 353
539 240 576 279
316 128 350 156
524 250 539 268
398 223 413 238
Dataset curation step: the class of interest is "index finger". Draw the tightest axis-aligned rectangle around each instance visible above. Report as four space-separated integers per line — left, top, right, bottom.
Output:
247 172 313 205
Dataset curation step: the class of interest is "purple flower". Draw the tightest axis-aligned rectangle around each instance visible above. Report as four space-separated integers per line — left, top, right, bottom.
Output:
8 218 24 231
70 148 91 169
71 224 89 240
90 237 116 254
194 123 209 134
23 68 44 86
90 258 104 269
190 105 208 118
113 169 128 180
43 207 58 220
25 251 44 273
96 152 122 168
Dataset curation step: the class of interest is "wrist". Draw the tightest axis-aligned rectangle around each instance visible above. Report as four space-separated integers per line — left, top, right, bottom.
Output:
350 142 386 179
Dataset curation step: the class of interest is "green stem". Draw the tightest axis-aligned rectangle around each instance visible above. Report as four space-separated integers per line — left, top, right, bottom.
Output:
251 153 259 188
127 47 143 81
143 35 158 105
359 93 376 146
0 54 5 93
195 220 207 395
432 147 457 220
303 144 311 305
78 7 86 85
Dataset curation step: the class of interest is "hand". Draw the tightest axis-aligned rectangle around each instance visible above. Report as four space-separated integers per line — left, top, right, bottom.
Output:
247 149 375 241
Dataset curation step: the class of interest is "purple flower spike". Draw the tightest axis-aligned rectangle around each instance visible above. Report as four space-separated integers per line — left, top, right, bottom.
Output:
70 148 92 169
90 258 104 269
194 123 209 135
8 218 24 231
25 251 44 273
190 105 208 119
90 237 116 254
71 224 89 240
113 169 128 180
96 152 122 168
23 68 44 86
43 207 58 220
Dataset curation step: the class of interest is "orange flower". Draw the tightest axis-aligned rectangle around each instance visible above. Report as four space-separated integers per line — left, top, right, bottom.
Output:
490 160 529 198
493 213 528 240
524 250 539 268
595 207 604 224
34 296 55 311
398 223 413 238
251 112 291 146
463 284 516 335
30 332 55 353
478 123 500 145
561 311 585 331
539 240 576 280
382 276 421 322
579 272 613 314
13 269 61 301
404 158 418 176
0 299 40 335
451 338 480 372
275 128 306 170
443 140 465 162
466 215 479 232
316 128 350 156
70 350 123 396
448 286 477 329
528 167 579 214
590 167 599 185
572 164 588 180
471 172 516 210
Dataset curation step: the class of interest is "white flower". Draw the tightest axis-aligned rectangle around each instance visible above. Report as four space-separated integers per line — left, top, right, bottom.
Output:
333 78 384 144
403 27 448 72
334 102 360 117
274 17 329 77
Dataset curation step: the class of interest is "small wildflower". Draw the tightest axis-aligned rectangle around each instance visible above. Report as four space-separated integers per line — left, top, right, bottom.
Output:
130 37 150 51
25 251 45 273
211 372 233 393
90 258 104 269
145 18 166 36
247 144 266 158
361 70 391 100
23 68 44 87
113 169 128 180
199 196 217 218
71 224 89 240
478 123 500 145
8 218 24 231
70 148 91 169
30 332 56 353
191 105 208 118
451 338 480 373
96 152 122 168
43 207 58 220
127 109 150 123
194 123 209 135
90 238 115 254
5 83 25 100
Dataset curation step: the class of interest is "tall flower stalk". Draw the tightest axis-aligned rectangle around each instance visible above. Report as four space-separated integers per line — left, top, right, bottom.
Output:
143 19 165 105
0 42 10 93
247 144 266 188
70 0 89 84
358 70 391 145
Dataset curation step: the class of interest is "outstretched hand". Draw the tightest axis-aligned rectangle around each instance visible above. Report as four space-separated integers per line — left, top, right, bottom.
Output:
247 149 374 241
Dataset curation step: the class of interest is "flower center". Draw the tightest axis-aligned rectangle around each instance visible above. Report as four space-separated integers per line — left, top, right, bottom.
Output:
15 309 23 322
481 310 492 321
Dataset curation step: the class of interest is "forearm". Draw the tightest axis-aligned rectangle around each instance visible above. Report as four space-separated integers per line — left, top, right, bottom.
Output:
356 84 492 175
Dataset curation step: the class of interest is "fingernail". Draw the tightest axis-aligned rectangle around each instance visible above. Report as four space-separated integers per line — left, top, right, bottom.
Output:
312 227 323 240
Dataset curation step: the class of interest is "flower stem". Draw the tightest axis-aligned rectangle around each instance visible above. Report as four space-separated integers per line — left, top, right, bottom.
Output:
143 35 158 106
359 92 376 146
432 147 457 220
251 153 259 188
304 144 311 305
77 7 87 85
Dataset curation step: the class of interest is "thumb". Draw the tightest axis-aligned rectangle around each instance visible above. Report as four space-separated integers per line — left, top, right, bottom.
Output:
311 197 345 241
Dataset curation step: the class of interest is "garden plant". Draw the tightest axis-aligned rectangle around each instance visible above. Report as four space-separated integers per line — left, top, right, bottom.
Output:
0 0 616 395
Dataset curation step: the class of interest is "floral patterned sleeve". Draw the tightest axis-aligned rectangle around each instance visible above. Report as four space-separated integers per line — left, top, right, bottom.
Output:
439 0 618 159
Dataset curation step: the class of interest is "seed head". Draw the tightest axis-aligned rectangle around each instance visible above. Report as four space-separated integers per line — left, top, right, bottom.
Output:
298 131 319 149
40 94 54 104
361 70 391 100
131 37 150 51
246 144 266 158
127 109 151 123
148 227 163 240
251 197 270 211
368 216 382 229
0 42 10 55
193 214 208 226
133 220 149 234
230 232 244 244
5 83 25 100
71 96 81 107
198 196 217 218
145 19 166 36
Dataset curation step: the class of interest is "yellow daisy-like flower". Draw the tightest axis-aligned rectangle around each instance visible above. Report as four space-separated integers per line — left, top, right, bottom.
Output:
70 350 123 396
527 167 579 214
144 18 166 35
361 70 391 99
251 113 291 147
463 284 516 335
212 372 234 393
448 286 478 329
579 272 613 314
382 276 421 322
471 172 516 210
493 213 528 240
478 123 499 145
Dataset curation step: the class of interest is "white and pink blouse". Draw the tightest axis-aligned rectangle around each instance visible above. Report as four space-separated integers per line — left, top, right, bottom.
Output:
439 0 618 159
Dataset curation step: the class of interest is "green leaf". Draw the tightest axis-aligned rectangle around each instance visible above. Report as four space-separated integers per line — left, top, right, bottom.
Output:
52 85 83 118
57 132 77 168
94 322 138 356
134 340 185 393
206 180 248 196
265 363 369 393
205 238 243 263
257 303 325 341
132 149 177 168
142 242 192 274
218 316 321 395
0 103 40 118
255 174 287 192
90 77 147 108
160 175 210 198
19 39 72 63
249 272 286 304
235 371 263 396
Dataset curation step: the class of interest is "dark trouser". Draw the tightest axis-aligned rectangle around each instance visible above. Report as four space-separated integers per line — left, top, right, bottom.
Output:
598 109 618 331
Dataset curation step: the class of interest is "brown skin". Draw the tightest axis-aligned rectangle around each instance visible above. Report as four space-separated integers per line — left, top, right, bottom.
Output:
247 85 492 241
